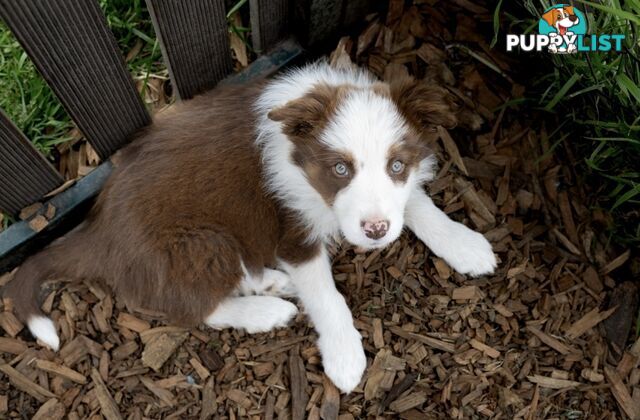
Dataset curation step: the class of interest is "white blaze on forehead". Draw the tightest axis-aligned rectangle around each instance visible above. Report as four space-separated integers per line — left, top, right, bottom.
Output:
321 90 407 161
323 89 421 249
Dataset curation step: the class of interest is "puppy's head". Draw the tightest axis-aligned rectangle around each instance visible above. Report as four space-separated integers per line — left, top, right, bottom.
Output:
268 77 456 249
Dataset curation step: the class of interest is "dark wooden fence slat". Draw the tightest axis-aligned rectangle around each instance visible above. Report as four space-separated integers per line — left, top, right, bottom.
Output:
250 0 290 53
146 0 234 100
0 0 151 160
0 110 63 216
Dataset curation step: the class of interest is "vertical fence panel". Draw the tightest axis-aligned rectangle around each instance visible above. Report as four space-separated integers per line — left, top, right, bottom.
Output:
146 0 234 100
250 0 290 54
0 0 151 160
0 110 63 216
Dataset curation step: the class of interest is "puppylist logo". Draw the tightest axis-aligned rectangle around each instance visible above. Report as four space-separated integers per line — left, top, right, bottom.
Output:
507 4 625 54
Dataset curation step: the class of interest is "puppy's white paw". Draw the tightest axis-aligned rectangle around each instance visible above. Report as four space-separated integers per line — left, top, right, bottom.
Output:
244 298 298 333
261 269 297 297
236 268 296 297
208 296 298 334
319 326 366 394
439 224 497 277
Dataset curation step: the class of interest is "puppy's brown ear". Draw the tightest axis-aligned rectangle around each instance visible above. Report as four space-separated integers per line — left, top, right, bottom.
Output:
389 77 457 132
268 84 340 137
565 6 574 15
541 9 556 26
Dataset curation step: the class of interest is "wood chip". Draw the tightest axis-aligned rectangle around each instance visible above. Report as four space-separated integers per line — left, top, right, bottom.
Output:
617 352 638 379
390 326 455 353
493 303 513 318
527 375 581 389
320 375 340 420
19 202 43 220
452 286 482 301
438 126 468 176
380 373 416 413
601 250 631 275
44 179 75 197
28 215 49 232
112 341 139 360
605 366 639 419
253 361 274 379
454 178 496 225
34 359 87 384
631 336 640 357
551 227 581 255
200 377 217 420
140 376 176 407
0 312 24 337
289 347 309 420
227 389 252 409
583 266 603 293
116 312 151 333
0 337 28 354
469 338 500 358
389 392 428 412
603 281 639 354
0 364 56 402
32 398 66 420
526 325 575 355
433 258 452 279
141 331 188 372
199 348 224 372
581 368 604 383
250 336 308 357
189 357 210 381
565 307 618 339
44 204 56 220
90 368 123 420
372 318 384 349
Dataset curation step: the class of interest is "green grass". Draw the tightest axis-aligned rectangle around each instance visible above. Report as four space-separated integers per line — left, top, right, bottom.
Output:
0 24 74 156
498 0 640 245
99 0 165 95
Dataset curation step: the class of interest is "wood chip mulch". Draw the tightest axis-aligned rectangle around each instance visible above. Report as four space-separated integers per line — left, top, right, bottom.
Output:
1 1 638 418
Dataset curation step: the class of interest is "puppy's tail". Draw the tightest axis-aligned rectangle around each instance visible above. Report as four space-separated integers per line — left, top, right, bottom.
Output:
2 234 87 351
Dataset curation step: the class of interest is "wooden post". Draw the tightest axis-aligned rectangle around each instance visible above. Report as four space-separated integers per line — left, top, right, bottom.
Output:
146 0 235 100
0 110 63 216
250 0 290 53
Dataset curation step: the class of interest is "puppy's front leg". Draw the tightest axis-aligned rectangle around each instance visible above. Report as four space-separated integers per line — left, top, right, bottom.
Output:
281 249 366 394
406 187 497 277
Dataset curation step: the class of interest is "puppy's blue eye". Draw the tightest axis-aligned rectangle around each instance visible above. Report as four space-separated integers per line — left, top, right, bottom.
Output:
334 162 349 177
391 160 405 174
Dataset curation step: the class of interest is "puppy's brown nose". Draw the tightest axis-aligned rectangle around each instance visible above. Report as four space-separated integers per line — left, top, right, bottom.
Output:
361 220 389 240
569 14 578 21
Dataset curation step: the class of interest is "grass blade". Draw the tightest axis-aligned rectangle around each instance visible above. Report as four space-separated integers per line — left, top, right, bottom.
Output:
575 0 640 24
616 74 640 105
544 73 581 111
612 184 640 210
490 0 504 48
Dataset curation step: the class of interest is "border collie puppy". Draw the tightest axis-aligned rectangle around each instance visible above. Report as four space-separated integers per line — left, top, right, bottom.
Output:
4 62 496 393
